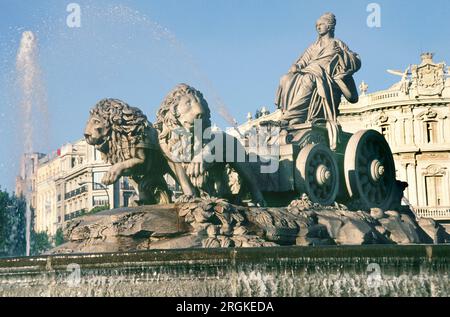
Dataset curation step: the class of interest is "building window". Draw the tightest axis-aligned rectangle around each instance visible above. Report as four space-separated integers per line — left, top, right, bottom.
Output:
121 177 129 190
425 175 443 207
93 196 109 207
425 121 438 144
93 172 106 190
123 193 131 207
380 125 390 142
94 149 102 162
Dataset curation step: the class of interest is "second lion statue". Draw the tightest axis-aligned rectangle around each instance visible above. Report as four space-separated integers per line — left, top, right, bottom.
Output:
155 84 266 206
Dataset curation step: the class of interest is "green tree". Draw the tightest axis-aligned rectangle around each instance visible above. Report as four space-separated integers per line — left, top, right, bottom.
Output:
54 227 65 247
0 188 56 257
0 189 8 256
88 205 110 215
30 231 52 255
0 189 26 257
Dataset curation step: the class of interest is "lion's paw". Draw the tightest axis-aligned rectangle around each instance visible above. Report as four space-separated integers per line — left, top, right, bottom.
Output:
102 166 122 185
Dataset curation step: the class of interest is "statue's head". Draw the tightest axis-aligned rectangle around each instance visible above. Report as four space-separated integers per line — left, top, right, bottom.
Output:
316 12 336 37
84 98 152 153
156 84 211 134
84 105 111 146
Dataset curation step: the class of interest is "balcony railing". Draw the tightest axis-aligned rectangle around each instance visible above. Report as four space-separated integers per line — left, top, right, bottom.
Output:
64 185 88 200
414 206 450 220
93 198 109 207
64 208 87 221
340 90 403 109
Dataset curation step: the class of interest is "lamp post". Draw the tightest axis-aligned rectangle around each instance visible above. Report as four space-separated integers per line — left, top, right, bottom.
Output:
78 181 110 208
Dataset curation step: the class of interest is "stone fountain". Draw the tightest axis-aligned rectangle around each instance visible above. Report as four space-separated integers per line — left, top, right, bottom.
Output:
1 12 448 297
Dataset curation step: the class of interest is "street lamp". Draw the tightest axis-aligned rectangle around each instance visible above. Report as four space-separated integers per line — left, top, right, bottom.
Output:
78 181 110 208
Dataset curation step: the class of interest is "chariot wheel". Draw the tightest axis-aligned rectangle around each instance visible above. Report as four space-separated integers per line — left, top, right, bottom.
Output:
344 130 396 210
295 144 339 205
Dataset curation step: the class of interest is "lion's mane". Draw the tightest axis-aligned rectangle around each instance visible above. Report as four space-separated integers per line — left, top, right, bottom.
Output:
155 84 214 189
90 98 156 165
155 83 211 141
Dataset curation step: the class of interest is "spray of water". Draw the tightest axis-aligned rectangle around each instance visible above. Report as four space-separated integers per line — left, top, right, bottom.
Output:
102 5 238 127
16 31 48 256
16 32 36 154
7 5 239 255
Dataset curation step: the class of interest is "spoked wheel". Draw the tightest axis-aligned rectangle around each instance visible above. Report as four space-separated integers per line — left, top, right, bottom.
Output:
344 130 396 210
295 144 339 205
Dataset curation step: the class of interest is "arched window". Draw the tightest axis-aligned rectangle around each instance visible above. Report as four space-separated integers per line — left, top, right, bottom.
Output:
417 108 442 145
375 112 392 143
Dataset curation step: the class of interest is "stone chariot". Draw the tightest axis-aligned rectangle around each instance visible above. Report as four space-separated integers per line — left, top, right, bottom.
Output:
253 120 398 210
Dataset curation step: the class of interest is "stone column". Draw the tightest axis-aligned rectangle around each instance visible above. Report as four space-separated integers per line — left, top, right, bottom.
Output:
406 109 415 146
439 114 447 143
406 162 419 206
401 117 406 145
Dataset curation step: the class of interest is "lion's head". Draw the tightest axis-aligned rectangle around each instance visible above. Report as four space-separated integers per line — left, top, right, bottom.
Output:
155 84 211 140
84 98 157 164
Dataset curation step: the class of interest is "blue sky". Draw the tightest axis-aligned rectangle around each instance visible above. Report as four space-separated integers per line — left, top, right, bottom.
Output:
0 0 449 191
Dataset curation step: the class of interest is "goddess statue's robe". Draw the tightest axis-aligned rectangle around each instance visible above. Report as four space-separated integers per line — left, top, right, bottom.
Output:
275 37 361 149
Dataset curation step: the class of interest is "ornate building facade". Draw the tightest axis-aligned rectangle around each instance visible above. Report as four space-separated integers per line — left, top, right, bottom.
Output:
15 152 46 211
18 139 137 236
339 53 450 221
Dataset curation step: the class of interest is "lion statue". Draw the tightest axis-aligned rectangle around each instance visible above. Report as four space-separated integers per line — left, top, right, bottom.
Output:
84 98 171 205
155 83 266 206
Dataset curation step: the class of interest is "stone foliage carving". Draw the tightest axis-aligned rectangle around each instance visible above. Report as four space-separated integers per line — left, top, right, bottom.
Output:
423 164 446 176
178 197 275 248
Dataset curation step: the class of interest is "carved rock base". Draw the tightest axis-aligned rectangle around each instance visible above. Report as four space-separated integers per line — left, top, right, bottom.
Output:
51 198 450 254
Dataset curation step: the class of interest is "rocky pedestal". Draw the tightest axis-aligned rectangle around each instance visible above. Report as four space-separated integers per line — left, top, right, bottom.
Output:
50 198 449 254
51 197 449 254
